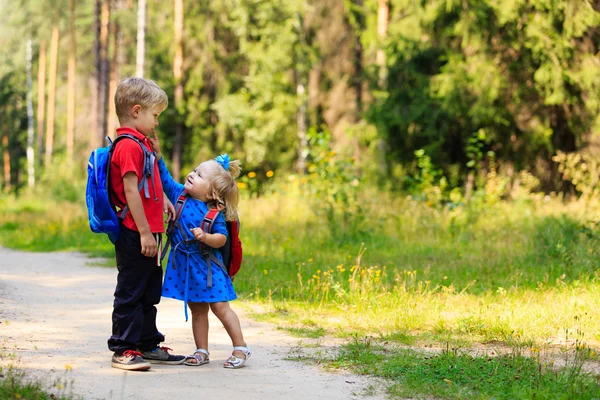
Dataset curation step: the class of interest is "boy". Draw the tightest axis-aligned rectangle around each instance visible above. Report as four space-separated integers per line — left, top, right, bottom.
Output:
108 77 185 371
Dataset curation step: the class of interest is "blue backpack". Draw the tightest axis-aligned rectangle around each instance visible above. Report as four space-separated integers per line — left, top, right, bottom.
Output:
85 134 157 243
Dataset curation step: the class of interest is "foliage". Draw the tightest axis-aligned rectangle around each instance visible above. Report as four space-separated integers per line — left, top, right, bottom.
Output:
300 127 365 238
1 0 599 194
371 0 600 191
554 151 600 202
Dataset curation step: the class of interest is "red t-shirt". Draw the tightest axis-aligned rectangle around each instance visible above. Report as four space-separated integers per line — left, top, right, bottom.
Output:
109 127 164 233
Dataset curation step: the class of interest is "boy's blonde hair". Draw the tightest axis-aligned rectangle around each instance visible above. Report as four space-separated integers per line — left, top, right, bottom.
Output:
114 77 168 122
206 159 242 221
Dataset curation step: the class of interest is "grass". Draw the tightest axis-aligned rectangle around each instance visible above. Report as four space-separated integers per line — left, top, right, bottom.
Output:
0 347 78 400
332 338 600 399
0 366 78 400
1 186 600 398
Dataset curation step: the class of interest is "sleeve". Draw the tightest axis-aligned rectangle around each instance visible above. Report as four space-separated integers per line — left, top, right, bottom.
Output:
158 158 184 203
113 140 144 178
211 212 228 236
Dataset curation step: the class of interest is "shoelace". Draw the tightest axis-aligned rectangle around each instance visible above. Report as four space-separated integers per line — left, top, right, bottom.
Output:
158 346 173 353
122 350 144 358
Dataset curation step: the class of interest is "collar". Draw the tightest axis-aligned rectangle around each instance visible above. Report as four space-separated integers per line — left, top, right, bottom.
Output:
116 126 148 142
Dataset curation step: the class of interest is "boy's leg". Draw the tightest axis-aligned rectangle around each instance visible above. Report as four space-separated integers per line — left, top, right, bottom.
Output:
108 226 163 354
136 259 165 351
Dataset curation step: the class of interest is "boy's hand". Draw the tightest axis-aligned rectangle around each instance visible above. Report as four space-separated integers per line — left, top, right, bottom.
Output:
190 227 206 243
164 194 176 223
149 131 162 159
140 232 158 257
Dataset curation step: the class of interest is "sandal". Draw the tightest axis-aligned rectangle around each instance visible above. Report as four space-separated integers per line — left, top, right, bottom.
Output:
223 345 251 369
184 348 210 366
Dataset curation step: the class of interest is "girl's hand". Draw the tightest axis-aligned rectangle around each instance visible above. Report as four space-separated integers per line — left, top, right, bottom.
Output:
149 131 162 160
190 227 206 243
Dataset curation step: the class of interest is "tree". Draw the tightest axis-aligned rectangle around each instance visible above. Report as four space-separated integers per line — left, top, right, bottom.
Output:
376 0 388 87
172 0 184 179
136 0 145 77
26 39 35 187
44 25 59 168
95 0 110 147
36 40 46 167
66 0 76 166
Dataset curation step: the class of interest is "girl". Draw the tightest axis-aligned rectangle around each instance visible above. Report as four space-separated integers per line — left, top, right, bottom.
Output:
151 134 251 369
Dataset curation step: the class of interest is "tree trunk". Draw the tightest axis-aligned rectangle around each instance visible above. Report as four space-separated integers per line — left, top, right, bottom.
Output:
26 39 35 188
96 0 110 147
36 41 46 166
136 0 146 77
295 11 308 174
2 134 10 192
66 0 76 166
205 13 218 154
296 76 308 174
172 0 184 179
108 1 123 137
376 0 389 88
45 26 59 168
351 0 364 116
89 77 98 151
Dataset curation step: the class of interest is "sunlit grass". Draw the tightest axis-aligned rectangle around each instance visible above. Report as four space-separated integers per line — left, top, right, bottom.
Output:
1 188 600 397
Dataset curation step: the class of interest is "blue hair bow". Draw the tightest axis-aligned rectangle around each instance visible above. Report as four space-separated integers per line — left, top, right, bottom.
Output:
215 154 230 171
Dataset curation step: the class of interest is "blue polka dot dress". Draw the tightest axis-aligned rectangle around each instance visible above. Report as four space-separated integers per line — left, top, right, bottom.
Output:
158 159 237 318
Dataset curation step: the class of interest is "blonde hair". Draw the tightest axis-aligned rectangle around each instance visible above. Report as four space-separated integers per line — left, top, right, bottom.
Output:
114 77 168 122
205 159 242 221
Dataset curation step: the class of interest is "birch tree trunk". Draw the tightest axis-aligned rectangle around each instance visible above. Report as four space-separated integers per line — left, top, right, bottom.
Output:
96 0 110 147
172 0 184 179
45 26 59 168
66 0 76 166
376 0 389 88
108 0 123 137
2 134 10 192
295 11 308 174
36 41 46 165
26 39 35 188
136 0 146 77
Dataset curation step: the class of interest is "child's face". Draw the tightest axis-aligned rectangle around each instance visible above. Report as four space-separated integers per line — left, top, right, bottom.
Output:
184 161 219 201
133 104 163 137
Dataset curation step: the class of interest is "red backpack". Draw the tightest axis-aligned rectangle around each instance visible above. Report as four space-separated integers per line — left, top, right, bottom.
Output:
165 191 243 282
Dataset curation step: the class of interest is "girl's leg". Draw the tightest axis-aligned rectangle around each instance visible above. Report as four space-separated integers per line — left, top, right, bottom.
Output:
188 302 210 351
210 302 247 358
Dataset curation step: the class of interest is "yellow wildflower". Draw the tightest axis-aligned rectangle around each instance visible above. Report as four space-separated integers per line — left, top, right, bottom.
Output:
237 182 247 189
248 172 257 178
266 170 274 178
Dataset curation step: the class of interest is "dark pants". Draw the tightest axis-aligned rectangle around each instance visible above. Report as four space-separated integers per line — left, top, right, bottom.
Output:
107 225 164 354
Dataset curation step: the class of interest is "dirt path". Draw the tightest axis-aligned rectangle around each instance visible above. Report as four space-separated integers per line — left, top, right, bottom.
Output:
0 247 385 400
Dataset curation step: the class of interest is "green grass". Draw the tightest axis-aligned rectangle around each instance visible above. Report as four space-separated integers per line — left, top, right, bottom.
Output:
332 338 600 399
0 365 78 400
2 188 600 398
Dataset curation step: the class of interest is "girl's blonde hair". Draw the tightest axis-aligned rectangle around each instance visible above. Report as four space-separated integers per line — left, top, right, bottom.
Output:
206 159 242 221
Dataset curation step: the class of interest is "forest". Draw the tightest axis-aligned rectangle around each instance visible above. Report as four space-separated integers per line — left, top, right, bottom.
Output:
0 0 598 197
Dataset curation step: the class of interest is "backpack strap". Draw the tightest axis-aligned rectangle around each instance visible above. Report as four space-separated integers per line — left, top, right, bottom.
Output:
161 190 189 261
109 134 158 219
200 208 227 287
